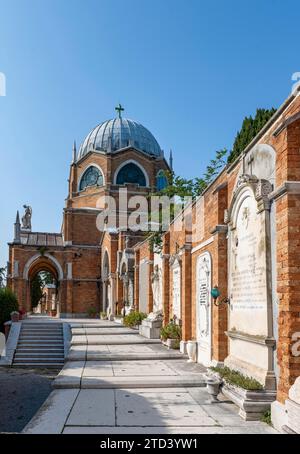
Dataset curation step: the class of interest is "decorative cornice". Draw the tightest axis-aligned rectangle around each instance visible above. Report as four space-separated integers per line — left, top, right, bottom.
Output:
226 330 276 347
210 225 228 235
269 181 300 201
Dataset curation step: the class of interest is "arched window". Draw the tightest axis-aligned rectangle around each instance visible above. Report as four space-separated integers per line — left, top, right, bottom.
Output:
116 163 146 186
79 166 103 191
156 169 168 191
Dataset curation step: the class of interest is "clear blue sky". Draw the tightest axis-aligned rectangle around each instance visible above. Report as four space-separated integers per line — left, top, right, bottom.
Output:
0 0 299 266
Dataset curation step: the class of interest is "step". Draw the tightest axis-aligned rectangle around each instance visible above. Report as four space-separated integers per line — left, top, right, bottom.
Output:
18 347 64 354
53 375 207 389
19 336 63 342
15 352 64 358
13 363 64 367
21 326 62 329
18 344 63 348
20 330 63 336
67 352 186 361
14 357 64 362
71 338 161 346
19 333 63 336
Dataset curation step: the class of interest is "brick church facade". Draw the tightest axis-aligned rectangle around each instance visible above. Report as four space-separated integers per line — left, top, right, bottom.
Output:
7 92 300 430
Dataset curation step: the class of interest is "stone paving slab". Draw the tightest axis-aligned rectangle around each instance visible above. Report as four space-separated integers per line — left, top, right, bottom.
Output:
86 334 161 345
115 389 215 427
67 345 87 360
72 327 136 336
62 425 277 434
112 360 178 377
82 361 114 377
69 321 118 329
23 389 79 434
66 389 115 426
53 361 85 388
24 318 278 434
71 334 161 346
60 388 276 434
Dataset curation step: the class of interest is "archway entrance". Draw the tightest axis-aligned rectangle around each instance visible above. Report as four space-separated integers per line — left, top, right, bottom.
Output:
24 254 63 316
30 270 58 316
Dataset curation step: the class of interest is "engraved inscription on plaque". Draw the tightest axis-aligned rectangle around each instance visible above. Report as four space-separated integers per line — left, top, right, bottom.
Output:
230 194 266 313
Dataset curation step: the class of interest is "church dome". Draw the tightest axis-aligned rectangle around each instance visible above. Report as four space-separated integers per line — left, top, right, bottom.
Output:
77 107 162 160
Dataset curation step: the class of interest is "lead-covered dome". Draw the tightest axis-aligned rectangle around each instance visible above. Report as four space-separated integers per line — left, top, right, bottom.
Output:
77 115 162 160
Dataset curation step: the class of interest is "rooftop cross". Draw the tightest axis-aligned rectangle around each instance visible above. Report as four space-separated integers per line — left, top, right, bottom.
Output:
115 103 124 118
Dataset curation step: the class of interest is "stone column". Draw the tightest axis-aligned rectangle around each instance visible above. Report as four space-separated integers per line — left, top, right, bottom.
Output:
134 250 140 311
211 225 228 364
274 186 300 402
162 232 170 325
181 244 192 342
147 251 154 314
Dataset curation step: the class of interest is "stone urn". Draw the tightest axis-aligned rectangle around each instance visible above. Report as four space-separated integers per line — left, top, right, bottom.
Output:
186 340 197 363
206 377 222 403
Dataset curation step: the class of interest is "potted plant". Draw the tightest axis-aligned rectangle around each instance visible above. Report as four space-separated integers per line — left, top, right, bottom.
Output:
160 321 181 349
123 311 147 329
87 306 98 318
209 366 276 420
100 311 107 320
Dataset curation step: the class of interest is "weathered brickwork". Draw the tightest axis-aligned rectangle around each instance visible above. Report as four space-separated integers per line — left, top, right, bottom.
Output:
7 91 300 404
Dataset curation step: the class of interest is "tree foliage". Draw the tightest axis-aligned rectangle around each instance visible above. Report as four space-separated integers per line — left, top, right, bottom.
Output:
194 148 228 196
227 108 276 164
0 288 18 327
30 271 56 308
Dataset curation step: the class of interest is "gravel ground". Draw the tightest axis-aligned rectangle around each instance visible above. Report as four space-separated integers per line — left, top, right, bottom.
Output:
0 367 60 433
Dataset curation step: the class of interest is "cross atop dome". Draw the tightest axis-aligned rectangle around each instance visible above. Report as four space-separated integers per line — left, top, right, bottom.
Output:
115 103 124 119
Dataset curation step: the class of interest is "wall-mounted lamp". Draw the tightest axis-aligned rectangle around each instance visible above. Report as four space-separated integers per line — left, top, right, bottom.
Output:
211 286 230 307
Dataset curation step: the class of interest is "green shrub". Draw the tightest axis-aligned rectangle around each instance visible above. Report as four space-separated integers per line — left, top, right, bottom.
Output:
261 410 272 425
86 306 98 318
123 311 147 328
160 322 182 341
210 366 263 391
0 288 19 327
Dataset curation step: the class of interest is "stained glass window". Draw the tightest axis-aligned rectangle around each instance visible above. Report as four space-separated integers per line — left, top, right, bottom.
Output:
79 166 103 191
156 169 168 191
116 163 146 186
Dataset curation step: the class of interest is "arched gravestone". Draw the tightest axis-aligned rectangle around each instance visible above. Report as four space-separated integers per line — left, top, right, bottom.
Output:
196 252 212 366
225 174 276 389
171 258 181 320
139 259 149 313
152 253 163 313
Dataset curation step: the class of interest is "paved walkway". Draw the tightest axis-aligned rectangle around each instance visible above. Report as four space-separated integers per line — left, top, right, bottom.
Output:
22 320 277 434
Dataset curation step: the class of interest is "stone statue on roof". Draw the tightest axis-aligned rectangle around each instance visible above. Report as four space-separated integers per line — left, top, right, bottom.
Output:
21 205 32 231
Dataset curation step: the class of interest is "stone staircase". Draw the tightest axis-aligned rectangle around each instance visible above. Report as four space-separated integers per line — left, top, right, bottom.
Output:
13 321 65 368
